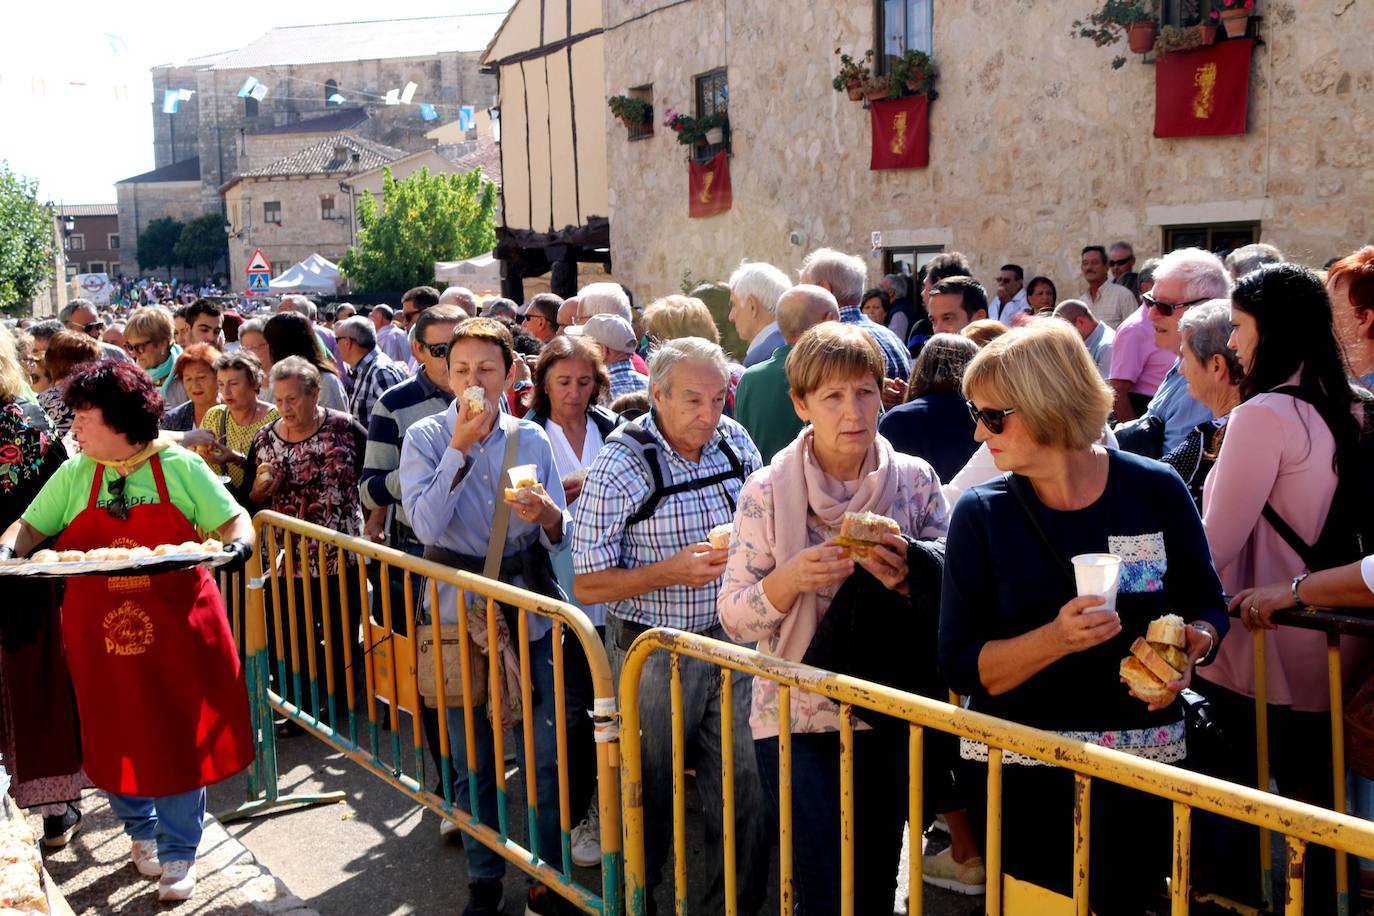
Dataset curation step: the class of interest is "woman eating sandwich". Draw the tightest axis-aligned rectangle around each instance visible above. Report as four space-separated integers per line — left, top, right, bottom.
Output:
717 322 951 912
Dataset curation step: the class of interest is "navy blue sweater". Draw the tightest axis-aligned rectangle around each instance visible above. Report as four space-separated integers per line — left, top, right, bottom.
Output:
938 450 1229 734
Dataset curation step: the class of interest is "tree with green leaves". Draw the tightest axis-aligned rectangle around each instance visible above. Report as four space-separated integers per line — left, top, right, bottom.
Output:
174 213 228 274
341 166 496 293
0 161 57 314
136 217 184 277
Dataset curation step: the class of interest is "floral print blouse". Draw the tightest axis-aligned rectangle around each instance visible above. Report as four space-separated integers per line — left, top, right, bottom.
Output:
718 453 948 739
247 408 366 576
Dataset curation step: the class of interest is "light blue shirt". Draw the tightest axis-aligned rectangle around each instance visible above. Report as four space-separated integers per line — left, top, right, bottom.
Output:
400 401 570 639
743 322 785 368
1146 359 1213 453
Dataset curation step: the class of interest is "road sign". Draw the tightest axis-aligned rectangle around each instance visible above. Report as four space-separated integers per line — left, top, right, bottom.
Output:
246 248 270 273
247 272 271 294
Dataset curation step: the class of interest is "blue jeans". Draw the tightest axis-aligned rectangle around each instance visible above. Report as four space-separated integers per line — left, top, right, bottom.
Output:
755 730 907 915
106 788 206 864
609 616 768 915
443 630 562 880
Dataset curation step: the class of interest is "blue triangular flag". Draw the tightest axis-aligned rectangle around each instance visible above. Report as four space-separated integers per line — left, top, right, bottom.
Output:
419 103 438 122
236 77 258 98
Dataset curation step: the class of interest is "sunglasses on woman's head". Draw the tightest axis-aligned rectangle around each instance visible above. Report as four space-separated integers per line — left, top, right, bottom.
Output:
967 400 1017 435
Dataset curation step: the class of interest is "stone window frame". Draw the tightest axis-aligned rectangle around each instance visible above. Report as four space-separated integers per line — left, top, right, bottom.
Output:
263 201 282 226
325 79 339 105
68 234 85 252
876 0 933 75
245 96 259 119
87 260 107 275
692 69 728 163
108 233 120 250
320 195 337 220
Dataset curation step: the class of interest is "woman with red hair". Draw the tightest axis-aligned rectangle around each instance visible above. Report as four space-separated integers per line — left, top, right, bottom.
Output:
1328 245 1374 388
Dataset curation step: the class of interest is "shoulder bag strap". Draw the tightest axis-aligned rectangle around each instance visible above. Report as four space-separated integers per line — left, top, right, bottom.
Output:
484 415 521 580
1005 473 1076 587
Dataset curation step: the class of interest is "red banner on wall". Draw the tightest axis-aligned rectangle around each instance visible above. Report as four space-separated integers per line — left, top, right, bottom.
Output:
688 152 732 218
870 95 930 170
1154 39 1254 138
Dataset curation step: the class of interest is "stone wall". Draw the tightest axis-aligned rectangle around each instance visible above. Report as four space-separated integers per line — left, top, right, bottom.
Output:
224 175 354 289
150 64 204 169
191 55 495 210
115 180 206 277
601 0 1374 302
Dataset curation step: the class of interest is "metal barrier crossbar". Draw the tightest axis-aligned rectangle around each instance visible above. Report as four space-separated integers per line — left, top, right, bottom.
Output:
228 511 623 915
618 626 1374 916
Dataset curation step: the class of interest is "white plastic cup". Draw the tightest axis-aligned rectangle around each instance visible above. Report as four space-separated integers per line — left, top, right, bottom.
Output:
1072 553 1123 612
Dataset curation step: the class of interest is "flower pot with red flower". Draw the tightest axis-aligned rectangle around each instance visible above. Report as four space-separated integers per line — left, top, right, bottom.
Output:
1127 20 1158 53
1071 0 1160 69
833 49 873 102
889 49 938 96
1211 0 1255 38
607 95 652 135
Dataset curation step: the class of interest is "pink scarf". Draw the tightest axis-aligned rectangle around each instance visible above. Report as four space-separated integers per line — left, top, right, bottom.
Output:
766 428 900 662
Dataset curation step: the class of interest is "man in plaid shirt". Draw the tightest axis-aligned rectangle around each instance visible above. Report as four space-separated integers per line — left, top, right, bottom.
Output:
335 316 407 429
572 337 767 914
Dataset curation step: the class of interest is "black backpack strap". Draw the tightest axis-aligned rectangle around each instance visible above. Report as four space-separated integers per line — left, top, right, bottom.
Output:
1261 503 1318 570
621 423 747 527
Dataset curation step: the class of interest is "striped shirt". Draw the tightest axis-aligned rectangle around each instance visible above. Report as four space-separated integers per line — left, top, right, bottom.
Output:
361 370 452 527
348 348 407 429
572 411 762 633
838 305 912 381
606 357 649 402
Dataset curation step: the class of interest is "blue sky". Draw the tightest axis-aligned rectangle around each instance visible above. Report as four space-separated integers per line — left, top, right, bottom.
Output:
1 0 509 204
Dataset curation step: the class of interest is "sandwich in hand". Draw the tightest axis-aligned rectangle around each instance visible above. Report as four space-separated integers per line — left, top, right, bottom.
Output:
462 385 487 415
504 464 544 502
1119 614 1190 706
707 523 733 550
255 462 275 485
832 511 901 558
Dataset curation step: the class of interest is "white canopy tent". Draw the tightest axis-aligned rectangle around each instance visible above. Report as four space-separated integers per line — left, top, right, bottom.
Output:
268 254 343 295
434 252 501 294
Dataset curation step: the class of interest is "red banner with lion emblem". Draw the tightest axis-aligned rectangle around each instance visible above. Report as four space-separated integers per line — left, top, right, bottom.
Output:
870 95 930 170
1154 39 1253 138
688 152 732 218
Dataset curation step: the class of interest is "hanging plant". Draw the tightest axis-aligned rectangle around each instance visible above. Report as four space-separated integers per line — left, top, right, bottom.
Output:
1071 0 1160 69
607 95 653 128
889 49 938 98
832 49 874 101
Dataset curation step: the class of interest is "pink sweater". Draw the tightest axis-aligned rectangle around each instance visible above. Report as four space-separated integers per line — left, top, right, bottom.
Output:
717 455 948 739
1200 387 1372 711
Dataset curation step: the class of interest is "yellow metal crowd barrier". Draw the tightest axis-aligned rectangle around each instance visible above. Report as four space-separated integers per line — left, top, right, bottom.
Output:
1245 607 1374 916
225 511 623 915
618 627 1374 916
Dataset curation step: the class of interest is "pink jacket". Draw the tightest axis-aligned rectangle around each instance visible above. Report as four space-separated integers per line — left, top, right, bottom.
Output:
1200 386 1372 711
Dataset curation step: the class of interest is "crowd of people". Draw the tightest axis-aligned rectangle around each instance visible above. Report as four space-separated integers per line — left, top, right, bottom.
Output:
2 237 1374 914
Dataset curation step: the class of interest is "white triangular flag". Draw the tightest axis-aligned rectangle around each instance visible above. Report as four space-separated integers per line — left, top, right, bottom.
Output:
400 81 417 104
384 88 400 105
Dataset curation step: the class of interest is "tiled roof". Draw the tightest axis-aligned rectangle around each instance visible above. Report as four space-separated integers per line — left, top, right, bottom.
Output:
252 107 369 136
243 135 407 178
57 204 118 217
116 157 201 184
208 14 507 70
439 136 501 185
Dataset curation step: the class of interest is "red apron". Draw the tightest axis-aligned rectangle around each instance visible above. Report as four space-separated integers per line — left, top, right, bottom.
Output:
54 454 253 797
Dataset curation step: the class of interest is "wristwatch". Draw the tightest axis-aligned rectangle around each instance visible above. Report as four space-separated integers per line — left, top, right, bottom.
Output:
1291 572 1312 611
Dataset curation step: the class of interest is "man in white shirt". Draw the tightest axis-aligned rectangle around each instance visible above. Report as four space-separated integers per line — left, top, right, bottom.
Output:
1053 299 1115 380
989 264 1029 324
1081 245 1138 329
727 260 791 368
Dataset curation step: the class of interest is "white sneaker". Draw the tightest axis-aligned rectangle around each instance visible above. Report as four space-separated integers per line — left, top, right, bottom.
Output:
570 809 601 868
439 818 461 841
157 860 196 902
131 839 161 877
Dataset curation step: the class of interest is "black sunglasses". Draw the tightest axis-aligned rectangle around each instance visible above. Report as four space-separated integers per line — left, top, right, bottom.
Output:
1141 293 1209 317
419 341 450 359
106 475 129 521
1108 257 1134 268
967 400 1017 435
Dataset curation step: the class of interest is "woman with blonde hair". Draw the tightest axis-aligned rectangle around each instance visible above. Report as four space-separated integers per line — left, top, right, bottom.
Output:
123 307 187 407
642 294 746 415
939 319 1228 912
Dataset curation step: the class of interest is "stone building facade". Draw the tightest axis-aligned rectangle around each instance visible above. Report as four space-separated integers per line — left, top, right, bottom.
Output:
57 205 123 279
600 0 1374 300
114 159 206 279
221 134 407 285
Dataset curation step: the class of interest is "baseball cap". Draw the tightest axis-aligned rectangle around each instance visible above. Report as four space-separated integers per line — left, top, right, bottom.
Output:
567 313 636 353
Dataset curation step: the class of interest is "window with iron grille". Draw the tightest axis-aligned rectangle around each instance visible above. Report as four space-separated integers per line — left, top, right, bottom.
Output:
1164 222 1259 260
628 85 654 141
693 69 728 162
